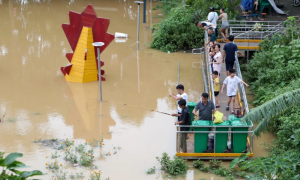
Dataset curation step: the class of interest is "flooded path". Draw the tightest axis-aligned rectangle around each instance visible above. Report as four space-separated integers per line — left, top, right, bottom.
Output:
0 0 274 179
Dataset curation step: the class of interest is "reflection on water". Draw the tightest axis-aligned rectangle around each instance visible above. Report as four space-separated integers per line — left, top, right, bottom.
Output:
0 0 273 179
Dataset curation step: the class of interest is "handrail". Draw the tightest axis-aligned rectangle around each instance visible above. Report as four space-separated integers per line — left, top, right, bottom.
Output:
202 61 209 93
204 31 215 105
192 47 205 55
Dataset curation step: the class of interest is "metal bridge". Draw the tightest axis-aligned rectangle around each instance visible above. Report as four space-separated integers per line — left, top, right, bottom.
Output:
175 21 285 159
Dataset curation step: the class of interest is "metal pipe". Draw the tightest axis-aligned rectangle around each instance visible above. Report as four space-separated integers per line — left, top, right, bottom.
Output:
143 0 146 23
176 125 251 128
136 2 141 50
97 47 102 102
177 131 253 133
178 61 180 85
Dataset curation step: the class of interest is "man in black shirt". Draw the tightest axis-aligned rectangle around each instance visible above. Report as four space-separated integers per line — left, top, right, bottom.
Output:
172 99 191 153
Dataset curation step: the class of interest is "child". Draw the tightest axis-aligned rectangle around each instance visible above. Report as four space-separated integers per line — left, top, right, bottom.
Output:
171 99 191 153
212 71 220 108
207 27 217 45
221 69 249 114
208 41 215 71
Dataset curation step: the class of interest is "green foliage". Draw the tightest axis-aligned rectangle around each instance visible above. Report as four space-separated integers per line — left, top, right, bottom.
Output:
199 165 210 173
208 160 222 169
0 152 44 179
80 149 94 167
58 139 74 150
156 152 188 176
70 172 84 179
229 152 250 169
146 166 156 175
241 17 300 179
213 167 233 177
90 171 101 180
193 159 205 168
154 0 182 15
0 152 4 159
150 6 204 52
240 150 300 179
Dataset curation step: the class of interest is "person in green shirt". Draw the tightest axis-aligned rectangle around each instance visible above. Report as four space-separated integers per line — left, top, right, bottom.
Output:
208 27 217 45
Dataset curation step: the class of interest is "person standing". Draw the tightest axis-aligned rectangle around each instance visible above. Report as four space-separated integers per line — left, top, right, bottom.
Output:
212 71 220 108
192 93 216 121
207 6 218 37
222 35 244 76
169 84 188 117
210 44 222 76
172 99 191 153
208 41 215 72
221 69 249 113
219 8 229 43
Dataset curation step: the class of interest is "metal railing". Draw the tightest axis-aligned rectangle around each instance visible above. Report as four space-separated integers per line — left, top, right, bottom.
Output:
229 22 285 40
204 32 215 105
175 124 254 159
192 47 205 55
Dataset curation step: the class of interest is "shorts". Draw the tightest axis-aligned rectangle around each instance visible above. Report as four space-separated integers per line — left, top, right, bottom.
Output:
225 62 234 71
229 95 236 98
214 91 219 96
221 21 229 29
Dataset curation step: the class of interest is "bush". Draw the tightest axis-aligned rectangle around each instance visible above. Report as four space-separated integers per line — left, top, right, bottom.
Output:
193 159 205 168
150 6 204 52
156 152 188 175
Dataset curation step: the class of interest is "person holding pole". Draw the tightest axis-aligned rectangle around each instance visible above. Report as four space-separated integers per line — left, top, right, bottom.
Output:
169 84 188 119
172 99 191 153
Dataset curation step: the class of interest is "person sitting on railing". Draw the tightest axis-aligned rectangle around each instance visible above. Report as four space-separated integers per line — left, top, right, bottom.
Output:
171 99 191 153
221 69 249 114
192 93 216 121
222 35 244 76
208 28 217 45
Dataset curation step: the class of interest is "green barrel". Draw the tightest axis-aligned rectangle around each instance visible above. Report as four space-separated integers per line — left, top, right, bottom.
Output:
192 120 212 153
214 121 231 153
231 120 249 153
187 102 196 124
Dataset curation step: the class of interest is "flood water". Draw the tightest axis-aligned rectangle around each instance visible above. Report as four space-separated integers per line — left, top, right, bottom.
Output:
0 0 274 179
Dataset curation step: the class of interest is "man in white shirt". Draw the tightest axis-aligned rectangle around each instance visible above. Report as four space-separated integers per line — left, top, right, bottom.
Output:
169 84 188 116
207 6 218 36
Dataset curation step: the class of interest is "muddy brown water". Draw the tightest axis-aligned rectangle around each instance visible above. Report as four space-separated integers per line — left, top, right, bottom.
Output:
0 0 274 179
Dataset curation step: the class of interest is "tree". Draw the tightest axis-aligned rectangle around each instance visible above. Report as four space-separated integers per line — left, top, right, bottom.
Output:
241 89 300 136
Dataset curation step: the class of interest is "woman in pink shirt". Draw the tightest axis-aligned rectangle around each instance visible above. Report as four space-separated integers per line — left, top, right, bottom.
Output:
210 44 222 76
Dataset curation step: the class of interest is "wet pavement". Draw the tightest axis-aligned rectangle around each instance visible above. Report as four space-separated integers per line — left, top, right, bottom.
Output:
0 0 274 179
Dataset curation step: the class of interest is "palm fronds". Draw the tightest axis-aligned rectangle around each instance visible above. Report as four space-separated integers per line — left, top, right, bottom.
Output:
242 89 300 136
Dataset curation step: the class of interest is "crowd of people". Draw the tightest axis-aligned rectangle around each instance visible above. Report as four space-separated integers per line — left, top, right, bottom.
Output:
169 7 250 153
